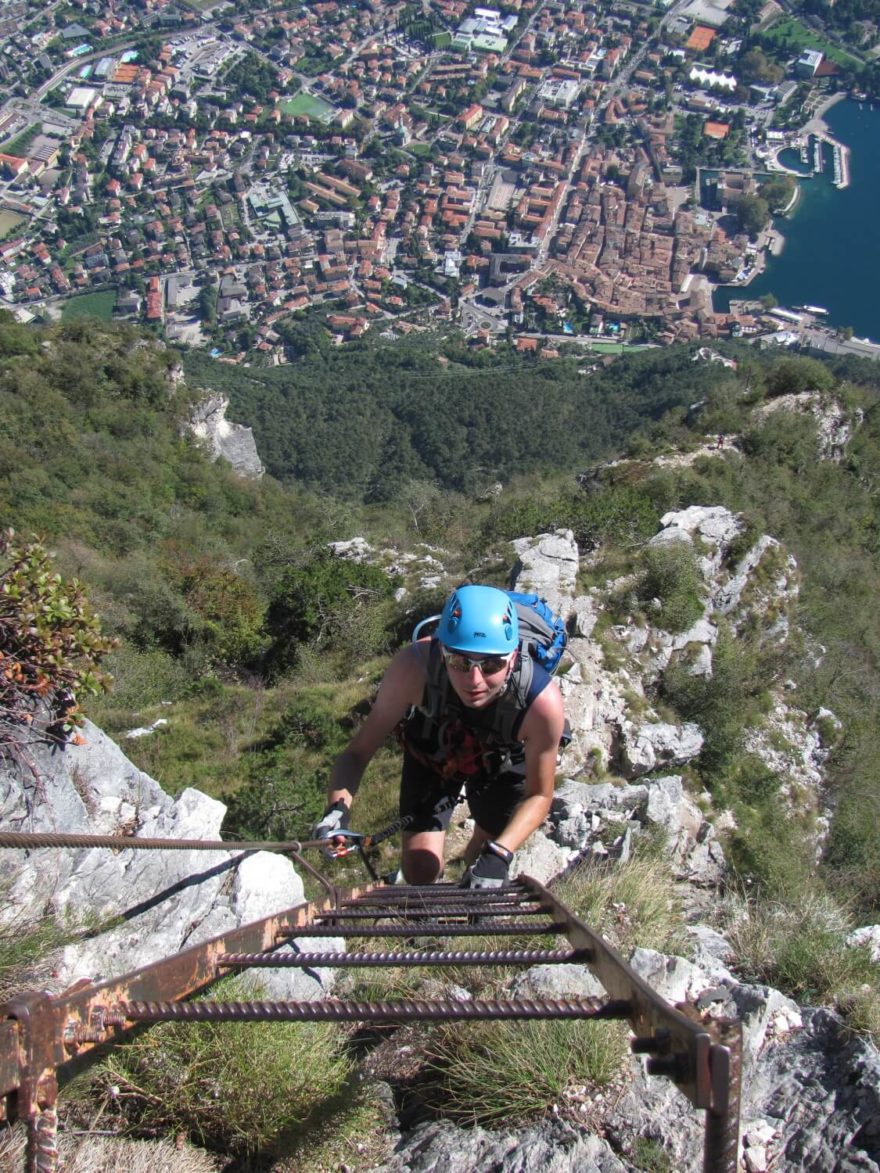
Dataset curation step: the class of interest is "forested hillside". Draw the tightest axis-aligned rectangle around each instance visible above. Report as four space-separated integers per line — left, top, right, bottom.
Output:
3 313 880 914
182 337 733 500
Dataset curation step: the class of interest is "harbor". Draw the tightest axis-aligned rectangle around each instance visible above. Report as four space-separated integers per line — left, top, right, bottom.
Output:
768 130 849 189
714 99 880 341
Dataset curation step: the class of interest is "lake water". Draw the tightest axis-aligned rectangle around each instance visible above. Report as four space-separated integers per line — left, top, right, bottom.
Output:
713 100 880 342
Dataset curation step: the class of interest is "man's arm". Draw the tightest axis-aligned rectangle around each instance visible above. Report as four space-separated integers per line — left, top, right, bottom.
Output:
326 641 427 812
493 680 565 854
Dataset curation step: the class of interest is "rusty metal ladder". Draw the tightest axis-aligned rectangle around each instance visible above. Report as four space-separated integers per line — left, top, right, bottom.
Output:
0 871 741 1173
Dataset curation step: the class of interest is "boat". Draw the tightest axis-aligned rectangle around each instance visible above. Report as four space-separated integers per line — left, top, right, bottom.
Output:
795 305 829 315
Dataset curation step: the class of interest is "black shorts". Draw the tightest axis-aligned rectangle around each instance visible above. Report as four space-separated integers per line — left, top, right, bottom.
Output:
399 750 527 837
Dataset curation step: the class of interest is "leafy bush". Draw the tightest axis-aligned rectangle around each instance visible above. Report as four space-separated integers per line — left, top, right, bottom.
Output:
264 551 394 676
481 483 660 552
765 356 835 399
823 785 880 915
662 627 769 775
90 647 191 713
222 694 350 840
0 529 116 758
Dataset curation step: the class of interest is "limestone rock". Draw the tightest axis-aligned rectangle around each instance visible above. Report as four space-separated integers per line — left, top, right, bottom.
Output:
515 829 570 885
619 720 704 777
188 393 264 479
571 594 600 639
329 536 373 562
511 962 605 1001
755 392 861 462
510 529 579 616
0 721 329 999
372 1118 628 1173
741 1007 880 1170
650 505 743 578
847 925 880 962
714 535 798 641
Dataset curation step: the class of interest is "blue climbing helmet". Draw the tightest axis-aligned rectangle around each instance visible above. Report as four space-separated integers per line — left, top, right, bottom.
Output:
435 585 519 655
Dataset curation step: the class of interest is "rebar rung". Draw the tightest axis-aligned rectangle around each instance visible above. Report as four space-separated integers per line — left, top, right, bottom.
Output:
349 884 526 903
219 947 593 969
118 996 633 1024
278 921 565 938
314 904 547 921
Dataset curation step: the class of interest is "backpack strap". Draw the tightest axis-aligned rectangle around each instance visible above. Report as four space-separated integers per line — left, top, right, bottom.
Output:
418 638 449 739
406 640 550 775
490 651 533 746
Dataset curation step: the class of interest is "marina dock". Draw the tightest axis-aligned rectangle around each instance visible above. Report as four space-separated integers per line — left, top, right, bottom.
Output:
809 132 850 189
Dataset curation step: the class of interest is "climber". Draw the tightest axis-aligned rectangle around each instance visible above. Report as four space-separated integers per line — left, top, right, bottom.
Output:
313 584 565 889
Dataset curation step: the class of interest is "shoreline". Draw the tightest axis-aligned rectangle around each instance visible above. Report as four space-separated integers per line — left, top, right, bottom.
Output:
804 90 848 137
742 95 853 287
713 97 877 337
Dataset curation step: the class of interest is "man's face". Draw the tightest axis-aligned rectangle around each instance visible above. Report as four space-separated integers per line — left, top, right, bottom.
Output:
442 648 515 709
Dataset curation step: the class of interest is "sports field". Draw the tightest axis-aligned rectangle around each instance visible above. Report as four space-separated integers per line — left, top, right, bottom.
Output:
587 342 656 355
61 291 117 321
279 93 336 123
0 211 26 237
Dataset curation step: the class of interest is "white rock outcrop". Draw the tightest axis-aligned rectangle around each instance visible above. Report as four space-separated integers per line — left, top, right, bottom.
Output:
510 528 579 615
0 721 335 996
755 392 861 462
188 393 265 479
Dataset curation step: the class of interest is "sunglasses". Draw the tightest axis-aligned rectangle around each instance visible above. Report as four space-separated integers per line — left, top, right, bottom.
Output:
442 649 512 675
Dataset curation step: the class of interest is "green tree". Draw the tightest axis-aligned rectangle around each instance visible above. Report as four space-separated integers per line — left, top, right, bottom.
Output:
765 356 836 398
264 552 393 675
737 194 770 238
738 47 784 84
759 174 796 212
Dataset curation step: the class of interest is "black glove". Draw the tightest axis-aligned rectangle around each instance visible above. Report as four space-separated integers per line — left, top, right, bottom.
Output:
460 841 512 889
313 800 350 857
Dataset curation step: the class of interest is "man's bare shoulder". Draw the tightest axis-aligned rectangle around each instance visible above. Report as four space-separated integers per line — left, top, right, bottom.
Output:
521 676 565 741
378 638 431 705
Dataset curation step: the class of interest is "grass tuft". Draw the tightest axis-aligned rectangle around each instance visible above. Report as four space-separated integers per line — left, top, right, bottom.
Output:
555 845 685 956
727 890 879 1037
421 1016 628 1126
0 879 66 1000
72 978 357 1159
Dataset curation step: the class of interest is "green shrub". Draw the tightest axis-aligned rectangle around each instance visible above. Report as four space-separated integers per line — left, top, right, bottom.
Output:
222 693 350 840
662 627 769 776
765 356 835 399
823 786 880 915
91 646 190 712
724 794 813 899
630 1137 674 1172
264 551 393 677
0 529 116 758
634 539 704 634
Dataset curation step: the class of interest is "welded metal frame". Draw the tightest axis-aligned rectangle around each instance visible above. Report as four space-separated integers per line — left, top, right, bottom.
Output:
0 874 740 1173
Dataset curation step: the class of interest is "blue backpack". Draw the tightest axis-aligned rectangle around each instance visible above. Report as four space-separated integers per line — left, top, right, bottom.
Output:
506 591 568 676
